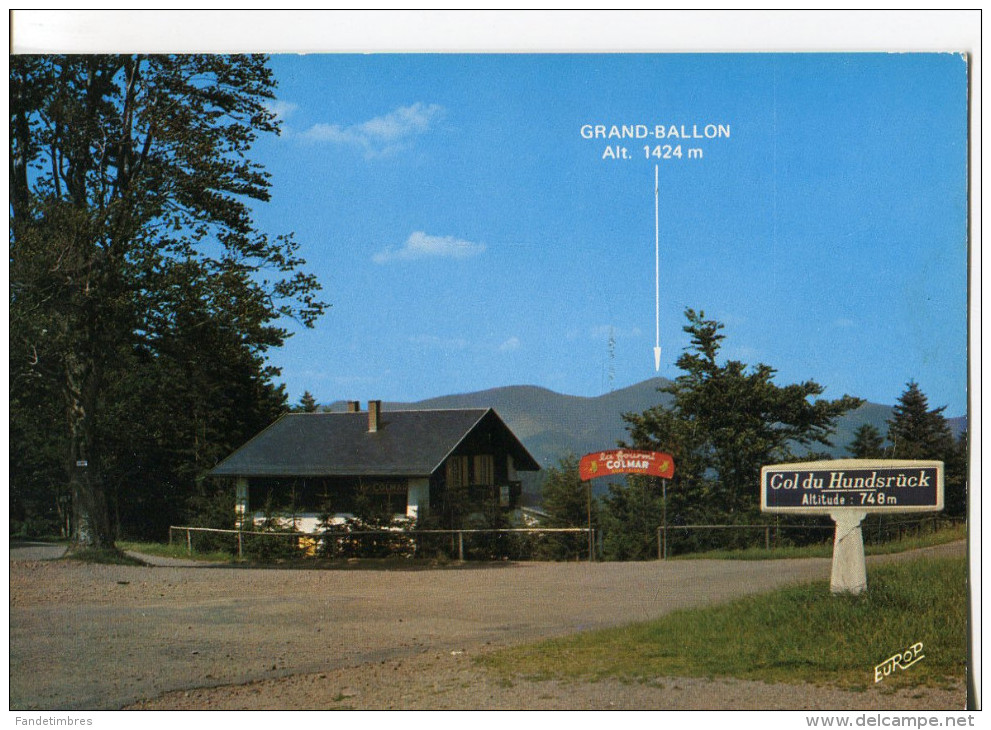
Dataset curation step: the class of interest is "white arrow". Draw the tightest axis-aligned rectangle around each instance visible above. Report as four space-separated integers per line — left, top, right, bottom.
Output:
653 164 661 371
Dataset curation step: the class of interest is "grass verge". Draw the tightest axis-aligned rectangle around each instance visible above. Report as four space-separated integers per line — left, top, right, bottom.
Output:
673 523 966 561
117 541 236 563
479 555 967 691
62 547 149 566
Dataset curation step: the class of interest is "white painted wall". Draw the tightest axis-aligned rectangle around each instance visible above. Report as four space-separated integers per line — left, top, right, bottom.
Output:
248 513 343 533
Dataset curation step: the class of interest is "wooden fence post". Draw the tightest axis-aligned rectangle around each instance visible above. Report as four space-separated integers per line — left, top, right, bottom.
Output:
186 528 192 555
457 531 464 561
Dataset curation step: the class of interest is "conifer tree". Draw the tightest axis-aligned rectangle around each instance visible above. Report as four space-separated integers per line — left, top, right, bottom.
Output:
848 424 886 459
539 455 598 560
887 381 955 459
600 475 663 561
887 381 966 517
620 308 862 551
297 391 319 413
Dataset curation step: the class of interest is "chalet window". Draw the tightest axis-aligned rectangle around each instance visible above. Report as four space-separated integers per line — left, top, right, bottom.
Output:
446 456 470 488
472 455 494 485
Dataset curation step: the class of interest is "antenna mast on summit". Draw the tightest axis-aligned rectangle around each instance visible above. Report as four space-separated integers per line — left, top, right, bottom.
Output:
653 165 661 372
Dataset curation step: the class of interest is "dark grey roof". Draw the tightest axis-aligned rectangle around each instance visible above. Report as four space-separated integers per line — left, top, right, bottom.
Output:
209 408 540 478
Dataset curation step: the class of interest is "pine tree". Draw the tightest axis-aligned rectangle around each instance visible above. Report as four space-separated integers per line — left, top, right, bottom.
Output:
539 455 598 560
887 381 955 459
297 391 319 413
600 476 664 561
621 308 862 547
887 381 966 518
624 309 862 516
848 424 886 459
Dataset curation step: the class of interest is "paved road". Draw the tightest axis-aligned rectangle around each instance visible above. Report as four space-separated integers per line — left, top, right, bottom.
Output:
9 541 965 711
9 541 67 561
8 541 219 567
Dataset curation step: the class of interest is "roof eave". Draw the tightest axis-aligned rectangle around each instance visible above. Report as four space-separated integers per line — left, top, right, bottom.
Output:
429 408 541 473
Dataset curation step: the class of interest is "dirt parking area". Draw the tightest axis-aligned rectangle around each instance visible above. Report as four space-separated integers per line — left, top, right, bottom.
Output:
9 543 967 711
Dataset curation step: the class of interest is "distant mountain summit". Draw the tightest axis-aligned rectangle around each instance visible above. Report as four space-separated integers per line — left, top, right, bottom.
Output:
331 377 676 469
328 379 966 499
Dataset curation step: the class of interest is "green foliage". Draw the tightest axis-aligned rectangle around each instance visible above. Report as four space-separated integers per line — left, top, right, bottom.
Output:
239 496 305 561
944 431 968 518
182 482 240 554
62 547 149 566
619 309 863 555
342 492 413 559
117 540 235 563
600 476 664 560
463 497 514 560
480 555 967 690
887 382 954 459
295 391 319 413
9 54 326 544
537 455 598 560
886 381 967 518
848 424 886 459
312 486 417 560
9 374 69 537
673 520 965 560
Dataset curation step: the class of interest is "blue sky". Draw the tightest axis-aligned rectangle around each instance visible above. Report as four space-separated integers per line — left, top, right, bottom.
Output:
248 53 969 416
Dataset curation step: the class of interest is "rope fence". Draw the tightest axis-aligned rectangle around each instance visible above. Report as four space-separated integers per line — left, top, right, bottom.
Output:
168 515 962 563
168 525 596 562
657 515 965 559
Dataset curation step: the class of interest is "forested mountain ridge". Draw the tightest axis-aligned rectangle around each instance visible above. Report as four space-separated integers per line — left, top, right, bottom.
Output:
328 378 967 471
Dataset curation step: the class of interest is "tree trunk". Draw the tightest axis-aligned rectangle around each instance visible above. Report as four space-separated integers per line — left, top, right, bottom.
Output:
65 351 115 549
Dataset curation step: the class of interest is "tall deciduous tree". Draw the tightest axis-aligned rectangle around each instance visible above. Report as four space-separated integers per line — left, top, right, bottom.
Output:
10 55 325 549
621 309 862 543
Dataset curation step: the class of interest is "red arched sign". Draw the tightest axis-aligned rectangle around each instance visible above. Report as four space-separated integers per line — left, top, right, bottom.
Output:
579 449 675 481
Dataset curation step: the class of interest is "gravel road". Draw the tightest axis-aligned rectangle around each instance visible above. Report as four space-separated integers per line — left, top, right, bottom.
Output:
9 541 967 711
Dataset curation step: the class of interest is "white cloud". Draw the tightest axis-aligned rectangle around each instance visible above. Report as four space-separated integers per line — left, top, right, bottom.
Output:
499 337 521 352
264 99 298 122
374 231 486 264
299 102 444 157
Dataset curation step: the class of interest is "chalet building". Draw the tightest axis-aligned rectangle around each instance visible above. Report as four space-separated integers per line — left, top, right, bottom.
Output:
209 400 540 531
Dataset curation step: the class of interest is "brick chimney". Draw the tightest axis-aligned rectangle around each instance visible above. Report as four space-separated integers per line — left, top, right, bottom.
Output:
368 400 382 432
346 401 360 413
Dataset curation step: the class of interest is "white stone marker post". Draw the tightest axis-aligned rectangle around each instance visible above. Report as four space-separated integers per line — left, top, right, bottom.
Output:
829 510 868 594
761 459 944 595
